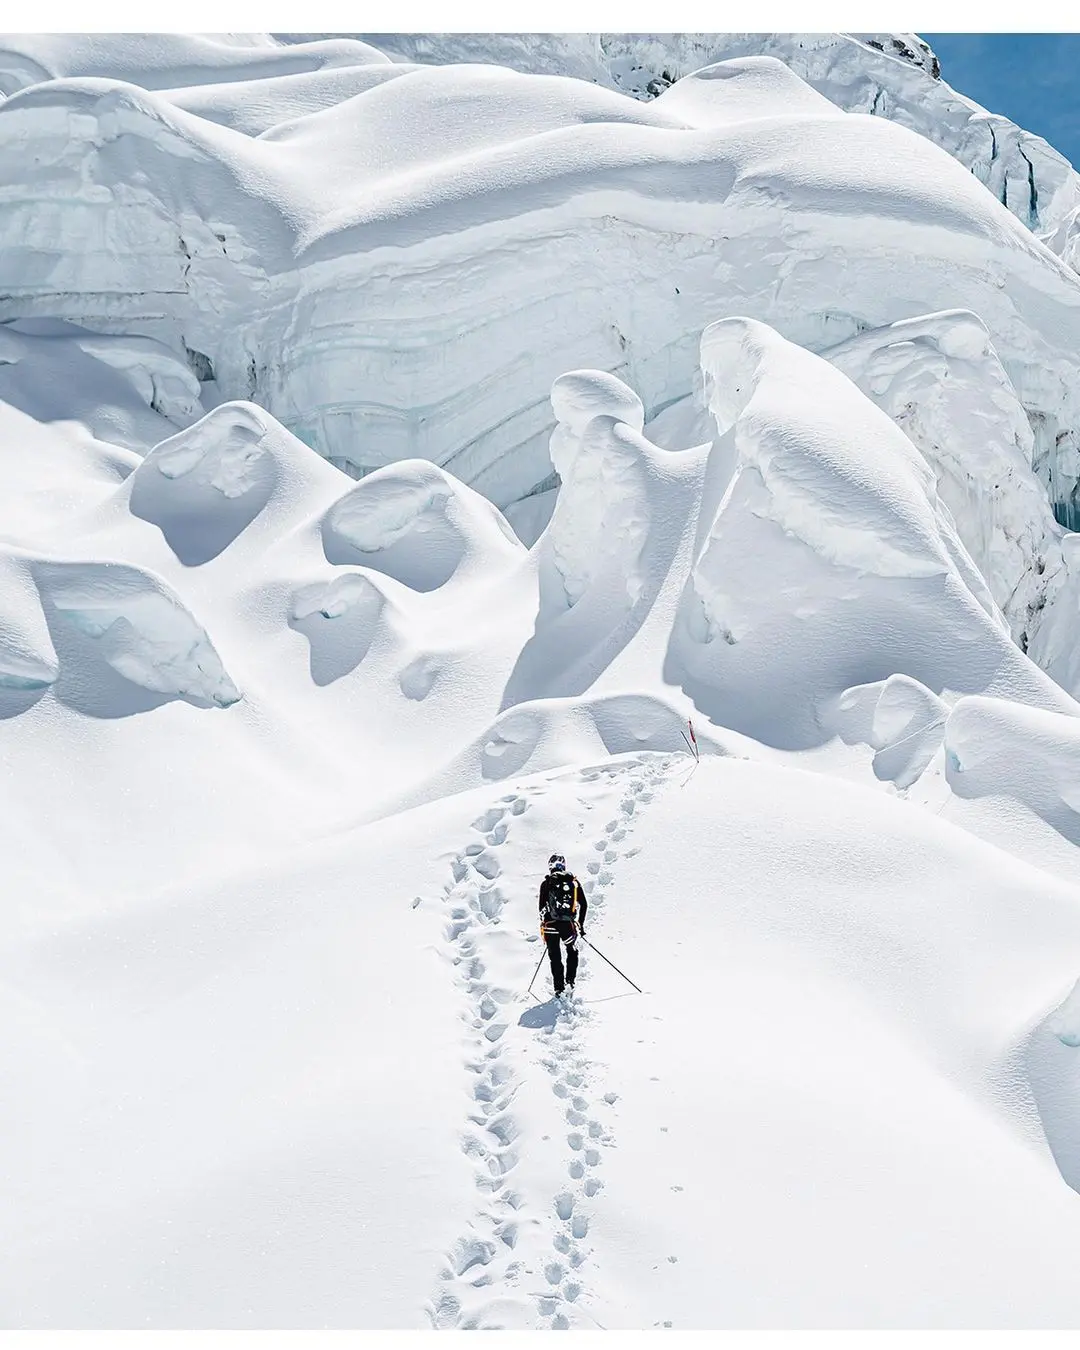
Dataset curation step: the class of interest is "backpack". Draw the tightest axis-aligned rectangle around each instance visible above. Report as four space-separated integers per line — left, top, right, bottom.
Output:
545 871 578 924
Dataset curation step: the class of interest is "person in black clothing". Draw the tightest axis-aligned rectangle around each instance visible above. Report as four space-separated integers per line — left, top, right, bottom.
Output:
539 853 587 995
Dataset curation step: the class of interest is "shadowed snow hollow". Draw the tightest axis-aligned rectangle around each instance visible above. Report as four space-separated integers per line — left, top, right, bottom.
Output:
33 559 241 709
130 403 279 564
323 459 524 592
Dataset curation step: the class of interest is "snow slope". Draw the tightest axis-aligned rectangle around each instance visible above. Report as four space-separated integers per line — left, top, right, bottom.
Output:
6 30 1080 1331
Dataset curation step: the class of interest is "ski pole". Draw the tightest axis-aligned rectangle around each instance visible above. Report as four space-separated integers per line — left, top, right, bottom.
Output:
581 937 643 993
526 949 546 997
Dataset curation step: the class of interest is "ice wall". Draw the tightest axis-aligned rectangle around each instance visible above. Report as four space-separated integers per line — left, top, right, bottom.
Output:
4 57 1080 526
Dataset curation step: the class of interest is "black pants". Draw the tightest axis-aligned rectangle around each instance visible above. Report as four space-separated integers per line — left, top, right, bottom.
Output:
545 920 579 993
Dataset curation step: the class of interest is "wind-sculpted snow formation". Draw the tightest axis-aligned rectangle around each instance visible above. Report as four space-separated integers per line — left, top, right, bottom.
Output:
355 31 1080 263
5 38 1080 531
9 30 1080 1332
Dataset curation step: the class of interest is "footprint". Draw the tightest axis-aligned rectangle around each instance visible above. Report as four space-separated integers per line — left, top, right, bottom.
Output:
487 1115 518 1147
478 888 504 921
472 807 506 833
555 1192 574 1220
545 1262 565 1285
472 851 501 880
431 1290 462 1328
450 1235 497 1276
571 1214 589 1239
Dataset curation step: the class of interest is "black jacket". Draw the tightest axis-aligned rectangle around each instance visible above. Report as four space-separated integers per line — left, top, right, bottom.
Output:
539 871 587 930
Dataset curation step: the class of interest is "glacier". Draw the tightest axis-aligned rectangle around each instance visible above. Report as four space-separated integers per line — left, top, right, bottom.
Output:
8 29 1080 1332
4 43 1080 536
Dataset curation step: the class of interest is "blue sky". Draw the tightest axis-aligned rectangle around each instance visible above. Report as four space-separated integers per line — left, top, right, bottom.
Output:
923 34 1080 169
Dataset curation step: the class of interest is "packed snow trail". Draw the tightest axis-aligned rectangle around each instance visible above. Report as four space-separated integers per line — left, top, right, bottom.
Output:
428 751 681 1330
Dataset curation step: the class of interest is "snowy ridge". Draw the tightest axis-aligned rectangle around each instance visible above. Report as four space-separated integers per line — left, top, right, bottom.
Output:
5 45 1080 530
352 32 1080 263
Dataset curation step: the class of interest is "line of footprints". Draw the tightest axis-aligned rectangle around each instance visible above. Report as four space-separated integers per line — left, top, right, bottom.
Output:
427 753 679 1330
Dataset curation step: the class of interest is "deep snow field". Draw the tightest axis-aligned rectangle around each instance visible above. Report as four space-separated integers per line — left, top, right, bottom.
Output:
6 29 1080 1330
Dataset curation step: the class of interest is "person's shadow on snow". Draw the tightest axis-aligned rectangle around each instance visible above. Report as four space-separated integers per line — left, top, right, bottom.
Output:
518 999 563 1028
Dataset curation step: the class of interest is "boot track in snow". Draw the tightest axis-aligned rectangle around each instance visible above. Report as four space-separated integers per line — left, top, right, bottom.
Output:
426 752 680 1329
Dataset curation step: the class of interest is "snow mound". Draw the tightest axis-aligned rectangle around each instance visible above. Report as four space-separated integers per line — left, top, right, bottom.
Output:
654 54 841 125
544 371 650 610
162 64 417 137
692 34 1080 255
322 459 524 592
700 317 993 584
32 559 242 709
128 400 356 569
671 318 1065 747
549 369 645 434
945 695 1080 848
826 674 948 789
387 692 714 812
129 402 278 565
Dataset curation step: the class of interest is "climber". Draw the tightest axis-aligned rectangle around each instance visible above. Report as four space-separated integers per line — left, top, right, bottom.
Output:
539 853 587 996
